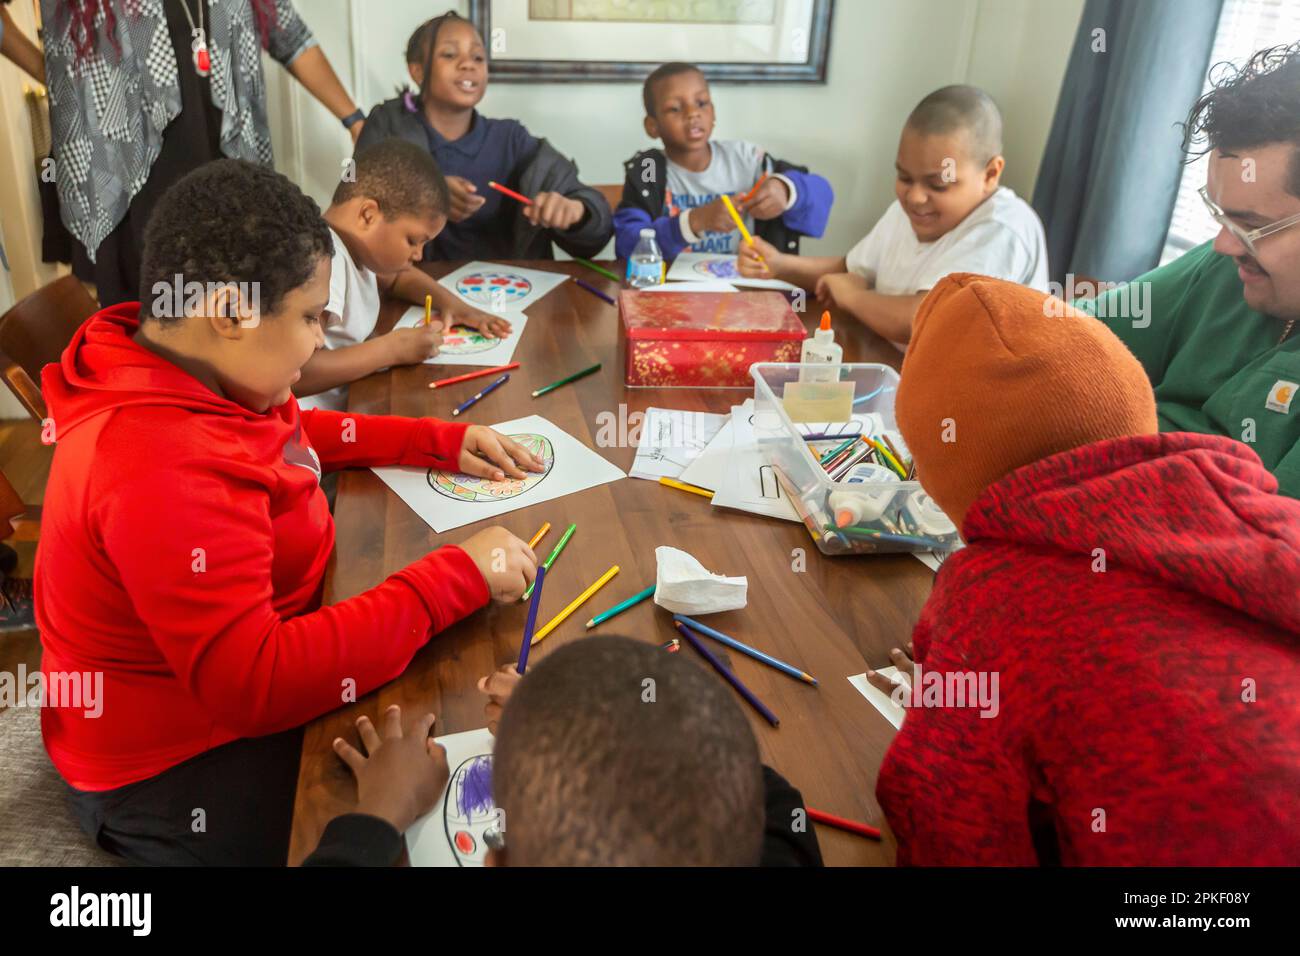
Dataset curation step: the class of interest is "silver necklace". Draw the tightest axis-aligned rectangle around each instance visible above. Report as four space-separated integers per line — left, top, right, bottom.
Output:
176 0 210 77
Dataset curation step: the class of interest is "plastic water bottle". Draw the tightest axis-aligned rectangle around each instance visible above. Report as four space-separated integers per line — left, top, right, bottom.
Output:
627 228 664 288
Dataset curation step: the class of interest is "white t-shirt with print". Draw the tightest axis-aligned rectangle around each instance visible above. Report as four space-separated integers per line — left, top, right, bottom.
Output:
845 186 1049 348
297 226 382 413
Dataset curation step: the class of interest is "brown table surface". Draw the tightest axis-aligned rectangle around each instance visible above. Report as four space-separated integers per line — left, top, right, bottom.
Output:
288 260 934 866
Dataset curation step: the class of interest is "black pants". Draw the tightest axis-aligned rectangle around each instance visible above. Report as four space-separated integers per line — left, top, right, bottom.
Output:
65 727 304 866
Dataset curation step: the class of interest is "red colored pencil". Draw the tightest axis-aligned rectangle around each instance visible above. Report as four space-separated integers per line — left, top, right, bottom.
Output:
427 362 520 389
806 807 882 840
740 172 770 203
488 180 533 206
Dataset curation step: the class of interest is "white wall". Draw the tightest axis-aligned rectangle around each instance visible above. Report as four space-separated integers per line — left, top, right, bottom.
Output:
269 0 1084 258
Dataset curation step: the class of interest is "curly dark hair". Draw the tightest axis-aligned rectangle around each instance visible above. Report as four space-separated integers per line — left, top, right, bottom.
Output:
1182 43 1300 196
139 159 333 322
642 61 704 118
333 138 449 220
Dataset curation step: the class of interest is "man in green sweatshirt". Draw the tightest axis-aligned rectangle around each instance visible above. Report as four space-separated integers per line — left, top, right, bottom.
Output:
1074 44 1300 498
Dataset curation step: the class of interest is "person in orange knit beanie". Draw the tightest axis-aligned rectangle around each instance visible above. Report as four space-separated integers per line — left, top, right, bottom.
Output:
871 273 1300 865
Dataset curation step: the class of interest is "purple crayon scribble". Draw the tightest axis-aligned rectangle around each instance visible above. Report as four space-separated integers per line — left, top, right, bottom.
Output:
457 755 495 818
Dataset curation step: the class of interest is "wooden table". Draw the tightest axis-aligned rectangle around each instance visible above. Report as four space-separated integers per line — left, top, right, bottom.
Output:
288 261 934 866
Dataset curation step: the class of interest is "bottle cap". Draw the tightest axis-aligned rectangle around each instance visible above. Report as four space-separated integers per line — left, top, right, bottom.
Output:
640 228 655 237
819 311 832 331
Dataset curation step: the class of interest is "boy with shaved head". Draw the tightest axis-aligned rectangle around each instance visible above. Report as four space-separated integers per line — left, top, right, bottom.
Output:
739 84 1048 349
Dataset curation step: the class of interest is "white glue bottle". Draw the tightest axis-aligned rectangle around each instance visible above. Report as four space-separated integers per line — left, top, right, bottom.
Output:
799 311 842 383
829 462 899 527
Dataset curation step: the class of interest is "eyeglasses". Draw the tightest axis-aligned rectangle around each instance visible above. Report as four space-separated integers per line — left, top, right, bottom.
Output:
1199 185 1300 257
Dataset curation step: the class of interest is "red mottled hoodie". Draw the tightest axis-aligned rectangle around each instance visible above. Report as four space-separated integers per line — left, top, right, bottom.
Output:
876 432 1300 865
36 305 489 791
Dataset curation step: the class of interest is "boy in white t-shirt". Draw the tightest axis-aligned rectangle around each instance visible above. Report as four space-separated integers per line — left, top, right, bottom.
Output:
295 139 510 412
738 85 1048 349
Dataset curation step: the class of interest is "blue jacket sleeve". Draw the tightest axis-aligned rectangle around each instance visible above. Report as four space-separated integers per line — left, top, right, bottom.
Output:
779 169 834 239
613 206 691 261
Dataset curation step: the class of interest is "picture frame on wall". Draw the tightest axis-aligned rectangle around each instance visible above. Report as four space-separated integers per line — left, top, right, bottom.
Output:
468 0 834 84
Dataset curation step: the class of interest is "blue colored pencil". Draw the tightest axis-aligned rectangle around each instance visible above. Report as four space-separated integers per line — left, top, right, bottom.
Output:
674 621 780 727
586 584 655 628
673 614 817 685
517 564 546 674
573 277 616 305
451 373 509 417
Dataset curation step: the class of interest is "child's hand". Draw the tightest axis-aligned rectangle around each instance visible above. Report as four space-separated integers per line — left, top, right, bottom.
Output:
385 324 443 365
446 175 487 222
333 706 449 834
459 426 547 480
738 177 790 221
524 192 586 231
815 272 867 311
445 304 513 339
689 195 741 235
864 642 916 696
737 235 780 278
459 527 537 602
477 664 523 735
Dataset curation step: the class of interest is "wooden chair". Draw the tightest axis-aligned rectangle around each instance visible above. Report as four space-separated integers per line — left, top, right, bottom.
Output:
0 275 98 422
0 465 37 544
595 183 623 213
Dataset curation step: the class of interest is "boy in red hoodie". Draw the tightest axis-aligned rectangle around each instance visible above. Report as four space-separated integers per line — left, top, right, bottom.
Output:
869 274 1300 865
35 159 541 866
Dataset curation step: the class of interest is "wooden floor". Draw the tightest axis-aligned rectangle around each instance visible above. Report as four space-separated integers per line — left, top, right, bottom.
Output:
0 418 51 692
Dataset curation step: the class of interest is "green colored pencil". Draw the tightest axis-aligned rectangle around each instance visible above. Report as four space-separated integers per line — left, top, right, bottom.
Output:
586 584 655 628
532 363 602 398
818 435 860 466
574 258 621 283
522 522 577 600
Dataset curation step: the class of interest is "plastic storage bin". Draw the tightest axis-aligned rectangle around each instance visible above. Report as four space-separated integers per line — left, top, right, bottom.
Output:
749 362 963 557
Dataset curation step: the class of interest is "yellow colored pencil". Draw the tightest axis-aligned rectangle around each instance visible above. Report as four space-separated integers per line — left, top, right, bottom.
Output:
658 476 713 499
531 565 619 646
527 521 551 550
720 194 768 271
866 436 907 478
422 293 433 327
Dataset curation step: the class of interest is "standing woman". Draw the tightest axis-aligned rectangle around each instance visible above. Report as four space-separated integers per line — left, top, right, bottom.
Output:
42 0 368 306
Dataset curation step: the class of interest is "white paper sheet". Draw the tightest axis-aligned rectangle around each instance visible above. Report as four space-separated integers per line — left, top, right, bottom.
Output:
677 418 733 493
636 280 739 293
438 260 569 312
847 667 909 730
373 414 626 533
666 252 800 291
406 727 499 867
711 401 800 522
629 407 727 481
395 305 530 367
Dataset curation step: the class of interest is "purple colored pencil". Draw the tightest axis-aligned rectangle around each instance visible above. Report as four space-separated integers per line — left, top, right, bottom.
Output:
573 277 616 305
674 621 779 727
517 564 546 674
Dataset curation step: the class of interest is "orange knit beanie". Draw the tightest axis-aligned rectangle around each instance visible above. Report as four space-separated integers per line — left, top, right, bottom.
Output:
896 274 1158 530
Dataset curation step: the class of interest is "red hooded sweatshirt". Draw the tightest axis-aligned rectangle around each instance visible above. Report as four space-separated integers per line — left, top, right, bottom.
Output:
36 305 490 791
876 432 1300 865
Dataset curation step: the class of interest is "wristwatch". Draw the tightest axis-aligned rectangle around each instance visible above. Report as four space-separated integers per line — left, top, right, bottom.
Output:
341 109 365 130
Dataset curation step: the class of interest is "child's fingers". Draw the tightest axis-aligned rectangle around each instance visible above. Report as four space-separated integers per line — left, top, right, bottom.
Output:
414 712 437 742
332 736 368 773
381 703 403 739
356 714 382 754
480 434 528 479
864 668 906 696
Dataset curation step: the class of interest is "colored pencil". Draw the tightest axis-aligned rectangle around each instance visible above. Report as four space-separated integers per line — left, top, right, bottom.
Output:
819 435 861 466
660 638 681 653
531 565 620 645
801 430 862 442
428 362 519 389
423 294 433 327
720 194 768 271
586 584 655 628
675 621 779 727
806 807 882 841
521 522 576 600
516 563 546 674
527 521 551 550
866 436 907 478
487 180 533 205
829 445 876 481
451 373 509 417
673 614 817 686
574 258 621 283
740 171 770 203
532 362 601 398
658 476 713 499
573 277 616 305
829 525 948 550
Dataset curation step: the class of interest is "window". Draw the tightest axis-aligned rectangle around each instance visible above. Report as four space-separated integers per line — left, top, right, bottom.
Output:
1159 0 1300 265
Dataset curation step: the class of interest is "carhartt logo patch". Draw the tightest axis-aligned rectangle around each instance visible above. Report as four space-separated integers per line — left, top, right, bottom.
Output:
1266 380 1297 414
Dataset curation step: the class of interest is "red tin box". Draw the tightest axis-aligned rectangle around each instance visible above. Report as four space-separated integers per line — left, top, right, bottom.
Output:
618 290 807 388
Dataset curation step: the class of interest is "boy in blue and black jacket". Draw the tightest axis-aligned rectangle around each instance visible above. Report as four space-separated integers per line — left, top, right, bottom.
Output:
614 62 834 261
